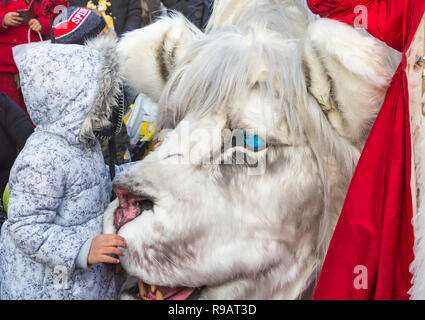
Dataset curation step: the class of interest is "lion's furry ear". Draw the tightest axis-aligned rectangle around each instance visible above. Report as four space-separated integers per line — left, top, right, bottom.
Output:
302 18 395 145
117 14 203 102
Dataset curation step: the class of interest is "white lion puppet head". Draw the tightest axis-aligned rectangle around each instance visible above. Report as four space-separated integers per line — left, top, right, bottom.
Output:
104 0 395 299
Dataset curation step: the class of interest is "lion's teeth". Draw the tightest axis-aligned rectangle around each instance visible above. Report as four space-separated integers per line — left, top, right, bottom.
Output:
151 285 156 293
138 280 146 297
156 290 164 300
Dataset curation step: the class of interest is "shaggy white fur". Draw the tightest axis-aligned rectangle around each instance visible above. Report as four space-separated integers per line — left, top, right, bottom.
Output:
105 0 394 299
407 15 425 299
117 15 202 103
80 36 123 143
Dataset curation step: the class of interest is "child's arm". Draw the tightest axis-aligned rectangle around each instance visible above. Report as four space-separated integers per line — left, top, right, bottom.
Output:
105 161 140 183
7 153 90 271
8 149 128 271
76 234 127 269
114 162 139 175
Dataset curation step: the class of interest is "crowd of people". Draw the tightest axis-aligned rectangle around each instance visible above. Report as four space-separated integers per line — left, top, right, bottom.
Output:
0 0 213 299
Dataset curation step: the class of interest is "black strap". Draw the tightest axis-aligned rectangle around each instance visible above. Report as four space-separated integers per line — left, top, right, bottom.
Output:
50 19 56 43
0 203 7 229
108 135 117 201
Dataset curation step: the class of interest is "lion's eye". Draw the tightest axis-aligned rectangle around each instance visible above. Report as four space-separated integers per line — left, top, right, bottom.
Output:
243 132 266 151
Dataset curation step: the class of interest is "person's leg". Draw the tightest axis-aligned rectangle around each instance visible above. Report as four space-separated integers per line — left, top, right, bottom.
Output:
187 0 204 29
201 0 213 30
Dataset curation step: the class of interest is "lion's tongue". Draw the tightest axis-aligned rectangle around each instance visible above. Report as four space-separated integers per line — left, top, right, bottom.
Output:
143 285 195 300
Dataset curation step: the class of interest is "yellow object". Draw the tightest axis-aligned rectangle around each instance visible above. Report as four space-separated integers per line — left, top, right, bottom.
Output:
138 280 146 297
123 149 129 160
140 122 156 141
123 103 157 160
156 290 164 300
87 0 115 30
123 104 134 124
2 183 9 213
138 122 155 159
123 104 156 142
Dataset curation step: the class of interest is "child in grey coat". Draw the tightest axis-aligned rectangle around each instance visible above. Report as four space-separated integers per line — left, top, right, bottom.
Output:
0 37 129 299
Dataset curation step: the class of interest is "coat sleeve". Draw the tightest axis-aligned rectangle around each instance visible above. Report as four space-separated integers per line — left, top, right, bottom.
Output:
0 94 34 150
7 150 89 271
38 17 51 36
307 0 406 51
34 2 54 36
0 11 7 31
105 162 139 183
122 0 142 34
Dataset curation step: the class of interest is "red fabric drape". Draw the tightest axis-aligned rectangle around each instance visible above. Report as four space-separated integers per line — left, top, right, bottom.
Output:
308 0 425 300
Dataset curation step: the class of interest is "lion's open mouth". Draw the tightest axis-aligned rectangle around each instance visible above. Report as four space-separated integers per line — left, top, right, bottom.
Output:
113 185 154 230
136 280 197 300
113 185 198 300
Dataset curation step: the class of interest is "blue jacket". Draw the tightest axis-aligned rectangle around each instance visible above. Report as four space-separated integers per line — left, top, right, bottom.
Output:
0 41 120 300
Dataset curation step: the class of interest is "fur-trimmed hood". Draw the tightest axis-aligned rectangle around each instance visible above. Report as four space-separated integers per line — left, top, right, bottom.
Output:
13 36 122 145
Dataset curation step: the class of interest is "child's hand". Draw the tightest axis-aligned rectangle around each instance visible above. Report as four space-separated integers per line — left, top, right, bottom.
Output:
88 234 128 265
3 12 24 27
28 19 42 32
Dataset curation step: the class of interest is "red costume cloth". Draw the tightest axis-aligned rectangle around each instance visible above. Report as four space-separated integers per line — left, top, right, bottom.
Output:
0 0 51 73
307 0 425 300
0 0 52 118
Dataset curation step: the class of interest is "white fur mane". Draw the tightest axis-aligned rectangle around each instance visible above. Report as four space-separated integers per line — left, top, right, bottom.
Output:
109 0 395 300
158 1 370 262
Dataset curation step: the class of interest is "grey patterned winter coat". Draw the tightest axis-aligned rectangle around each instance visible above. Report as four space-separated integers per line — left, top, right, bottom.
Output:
0 38 123 300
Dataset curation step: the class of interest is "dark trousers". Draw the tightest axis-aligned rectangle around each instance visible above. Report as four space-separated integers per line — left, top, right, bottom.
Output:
187 0 212 30
0 72 28 117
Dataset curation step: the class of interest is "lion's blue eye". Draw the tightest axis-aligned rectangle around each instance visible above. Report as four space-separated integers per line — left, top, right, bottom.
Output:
243 133 266 150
